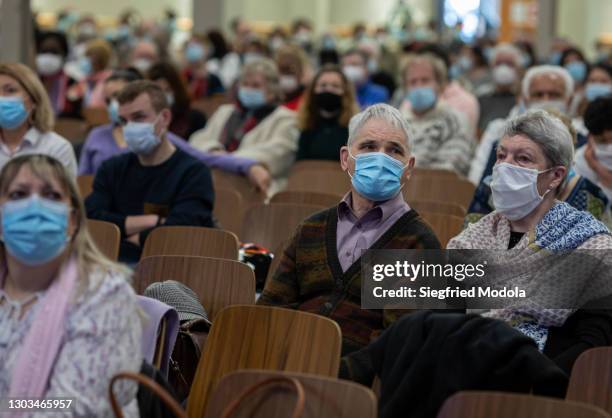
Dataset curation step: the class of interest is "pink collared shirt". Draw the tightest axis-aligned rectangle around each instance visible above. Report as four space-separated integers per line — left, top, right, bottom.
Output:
336 191 410 272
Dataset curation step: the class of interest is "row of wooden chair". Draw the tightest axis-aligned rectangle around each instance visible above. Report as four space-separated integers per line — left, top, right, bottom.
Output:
87 206 461 268
133 296 612 418
126 248 612 417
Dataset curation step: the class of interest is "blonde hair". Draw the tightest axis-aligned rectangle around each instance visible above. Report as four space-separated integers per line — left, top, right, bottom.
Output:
85 38 113 71
0 63 54 132
240 58 283 103
275 44 308 79
0 155 129 294
402 53 448 87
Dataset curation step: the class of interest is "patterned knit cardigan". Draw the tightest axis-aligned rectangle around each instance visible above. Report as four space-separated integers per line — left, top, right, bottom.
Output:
258 207 441 355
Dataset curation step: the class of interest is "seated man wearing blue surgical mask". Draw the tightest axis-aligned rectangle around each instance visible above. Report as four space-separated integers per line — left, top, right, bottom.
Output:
258 104 441 355
85 80 214 263
398 54 475 176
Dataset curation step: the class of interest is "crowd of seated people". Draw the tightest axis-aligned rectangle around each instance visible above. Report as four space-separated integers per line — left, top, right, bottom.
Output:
1 8 612 417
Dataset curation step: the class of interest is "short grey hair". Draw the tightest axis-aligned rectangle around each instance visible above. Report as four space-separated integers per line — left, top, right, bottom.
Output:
347 103 414 151
503 109 574 189
240 57 282 102
521 65 574 99
490 43 522 67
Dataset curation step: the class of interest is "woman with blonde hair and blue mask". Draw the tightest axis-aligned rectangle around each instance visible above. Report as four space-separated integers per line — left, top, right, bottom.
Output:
397 53 474 176
0 63 77 175
0 155 142 416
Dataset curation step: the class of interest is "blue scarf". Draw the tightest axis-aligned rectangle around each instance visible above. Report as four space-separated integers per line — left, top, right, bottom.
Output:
533 202 610 251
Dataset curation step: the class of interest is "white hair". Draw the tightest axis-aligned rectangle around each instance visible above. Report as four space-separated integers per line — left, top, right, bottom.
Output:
347 103 414 150
503 109 574 189
490 43 522 67
521 65 575 99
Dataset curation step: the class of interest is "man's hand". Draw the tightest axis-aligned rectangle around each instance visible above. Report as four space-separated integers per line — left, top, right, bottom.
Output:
585 136 612 189
126 234 140 246
125 214 159 236
247 164 271 194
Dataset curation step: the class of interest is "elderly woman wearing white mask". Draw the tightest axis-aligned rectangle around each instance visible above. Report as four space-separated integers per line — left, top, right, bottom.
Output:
449 109 612 373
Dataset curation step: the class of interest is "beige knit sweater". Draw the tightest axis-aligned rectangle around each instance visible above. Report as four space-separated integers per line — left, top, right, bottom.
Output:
189 104 299 194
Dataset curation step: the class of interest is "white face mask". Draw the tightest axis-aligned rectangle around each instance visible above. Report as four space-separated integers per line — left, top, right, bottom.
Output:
595 143 612 169
36 53 64 76
133 58 153 74
343 65 366 85
492 64 517 86
527 99 567 114
279 75 298 93
491 162 553 221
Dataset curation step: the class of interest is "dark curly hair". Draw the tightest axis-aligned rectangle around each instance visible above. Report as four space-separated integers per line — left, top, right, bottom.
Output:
584 96 612 135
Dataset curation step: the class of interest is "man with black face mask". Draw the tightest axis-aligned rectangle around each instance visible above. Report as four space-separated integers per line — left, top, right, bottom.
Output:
296 65 361 161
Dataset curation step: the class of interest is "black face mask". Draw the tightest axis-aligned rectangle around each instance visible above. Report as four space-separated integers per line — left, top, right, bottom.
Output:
314 91 343 113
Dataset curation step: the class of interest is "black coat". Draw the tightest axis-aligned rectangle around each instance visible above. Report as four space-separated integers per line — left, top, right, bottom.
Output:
340 311 568 418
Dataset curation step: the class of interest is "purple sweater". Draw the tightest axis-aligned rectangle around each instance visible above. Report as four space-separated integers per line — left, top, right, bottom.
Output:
78 124 256 176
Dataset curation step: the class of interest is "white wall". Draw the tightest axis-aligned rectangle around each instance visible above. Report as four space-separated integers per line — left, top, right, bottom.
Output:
557 0 612 59
31 0 192 19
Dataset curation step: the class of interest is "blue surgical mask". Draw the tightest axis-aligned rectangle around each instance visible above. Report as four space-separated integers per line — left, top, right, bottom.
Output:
1 195 69 266
407 86 437 113
322 36 336 50
0 96 29 130
122 117 161 155
348 151 406 201
449 64 462 80
564 61 587 83
238 87 266 109
585 83 612 102
107 99 120 125
458 55 473 71
80 56 92 76
549 51 562 66
185 43 205 63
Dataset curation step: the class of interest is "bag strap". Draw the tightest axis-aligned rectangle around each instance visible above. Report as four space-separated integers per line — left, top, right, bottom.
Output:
109 371 187 418
220 376 305 418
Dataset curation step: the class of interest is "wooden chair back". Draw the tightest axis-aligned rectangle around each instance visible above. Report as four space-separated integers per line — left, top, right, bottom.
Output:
192 94 231 118
270 190 342 207
204 369 377 418
437 391 611 418
187 305 342 417
240 203 325 250
134 255 255 320
404 176 476 208
291 160 343 173
82 106 110 126
413 167 460 179
86 219 120 260
212 169 266 208
54 118 90 144
77 175 94 198
214 187 243 234
286 169 351 196
566 347 612 416
141 226 239 260
411 200 466 218
419 212 464 248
